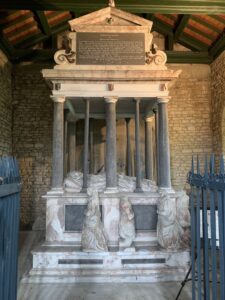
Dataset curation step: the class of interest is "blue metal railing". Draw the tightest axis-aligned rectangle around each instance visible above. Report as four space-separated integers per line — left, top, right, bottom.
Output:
188 155 225 300
0 156 21 300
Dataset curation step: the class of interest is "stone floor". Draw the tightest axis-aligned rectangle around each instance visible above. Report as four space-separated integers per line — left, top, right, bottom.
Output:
17 231 192 300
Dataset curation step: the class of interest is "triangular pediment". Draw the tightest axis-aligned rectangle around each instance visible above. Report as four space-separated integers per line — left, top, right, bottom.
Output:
69 6 153 32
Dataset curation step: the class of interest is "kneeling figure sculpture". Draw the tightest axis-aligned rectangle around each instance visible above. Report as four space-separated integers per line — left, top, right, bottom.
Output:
119 196 136 248
81 188 108 252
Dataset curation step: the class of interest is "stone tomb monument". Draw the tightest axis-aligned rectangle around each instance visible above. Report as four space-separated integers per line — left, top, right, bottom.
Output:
26 3 191 283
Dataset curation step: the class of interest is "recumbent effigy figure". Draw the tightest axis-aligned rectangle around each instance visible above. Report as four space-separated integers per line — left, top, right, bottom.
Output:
64 171 158 193
81 187 108 252
119 196 135 248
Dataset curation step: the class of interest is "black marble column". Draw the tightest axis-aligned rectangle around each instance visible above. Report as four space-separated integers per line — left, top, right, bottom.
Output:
51 96 65 189
105 97 118 191
89 118 94 174
145 117 154 180
82 99 90 192
63 113 68 177
153 108 159 184
134 98 142 192
157 99 171 188
68 121 76 172
125 118 132 176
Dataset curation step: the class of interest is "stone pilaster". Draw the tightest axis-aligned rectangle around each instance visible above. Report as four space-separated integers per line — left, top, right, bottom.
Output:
51 95 66 191
145 116 154 180
157 98 171 189
104 96 118 192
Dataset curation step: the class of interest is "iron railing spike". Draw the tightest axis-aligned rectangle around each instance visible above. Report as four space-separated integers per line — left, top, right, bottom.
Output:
210 154 215 174
220 155 225 174
204 155 208 177
191 155 194 173
197 155 200 174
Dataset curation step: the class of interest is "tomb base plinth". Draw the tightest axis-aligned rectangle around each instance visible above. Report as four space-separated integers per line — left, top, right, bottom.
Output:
23 243 190 283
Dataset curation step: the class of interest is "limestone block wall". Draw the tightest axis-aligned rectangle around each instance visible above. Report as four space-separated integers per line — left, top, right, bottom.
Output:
12 64 53 229
0 50 12 156
12 62 212 228
211 51 225 159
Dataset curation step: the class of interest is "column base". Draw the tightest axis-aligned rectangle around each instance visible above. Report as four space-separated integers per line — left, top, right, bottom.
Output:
104 187 119 194
158 187 175 194
134 187 143 193
81 187 88 193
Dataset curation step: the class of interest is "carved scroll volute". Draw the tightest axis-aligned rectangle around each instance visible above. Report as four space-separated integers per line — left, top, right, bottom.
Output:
54 34 76 65
145 44 167 67
146 50 167 66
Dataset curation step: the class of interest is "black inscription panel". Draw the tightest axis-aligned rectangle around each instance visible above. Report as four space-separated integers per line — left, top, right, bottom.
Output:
76 32 145 65
133 205 157 231
65 205 87 232
65 205 103 232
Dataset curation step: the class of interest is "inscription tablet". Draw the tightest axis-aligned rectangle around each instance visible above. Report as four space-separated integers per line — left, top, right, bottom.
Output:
76 32 145 65
133 205 157 231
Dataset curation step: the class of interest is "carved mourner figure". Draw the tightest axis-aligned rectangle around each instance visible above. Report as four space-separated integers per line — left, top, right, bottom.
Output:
81 188 108 251
157 191 190 249
119 196 135 248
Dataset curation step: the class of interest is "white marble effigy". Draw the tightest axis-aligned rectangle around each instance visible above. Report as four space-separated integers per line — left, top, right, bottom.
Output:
64 171 158 193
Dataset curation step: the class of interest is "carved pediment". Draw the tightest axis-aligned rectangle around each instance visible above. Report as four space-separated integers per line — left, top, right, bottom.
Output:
69 7 153 32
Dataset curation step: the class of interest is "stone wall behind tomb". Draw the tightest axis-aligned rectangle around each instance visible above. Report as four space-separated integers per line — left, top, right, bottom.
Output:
168 64 212 189
0 50 12 156
11 62 212 229
12 64 53 229
211 51 225 160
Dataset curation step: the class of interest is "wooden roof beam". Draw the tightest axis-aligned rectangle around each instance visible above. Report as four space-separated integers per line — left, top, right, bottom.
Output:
33 11 51 36
150 17 207 52
209 31 225 59
14 22 69 48
174 15 190 41
2 0 225 14
165 34 174 51
0 28 15 59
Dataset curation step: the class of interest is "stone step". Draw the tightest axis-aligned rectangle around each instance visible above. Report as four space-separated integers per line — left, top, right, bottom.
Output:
23 266 188 283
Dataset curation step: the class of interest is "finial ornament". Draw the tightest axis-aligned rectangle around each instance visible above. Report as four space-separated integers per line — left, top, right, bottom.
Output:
108 0 115 7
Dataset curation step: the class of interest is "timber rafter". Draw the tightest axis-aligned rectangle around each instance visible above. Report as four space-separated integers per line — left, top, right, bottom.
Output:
0 1 225 63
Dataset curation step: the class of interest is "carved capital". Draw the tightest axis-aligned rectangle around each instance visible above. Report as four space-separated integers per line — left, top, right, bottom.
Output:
51 95 66 103
157 97 171 104
54 49 76 65
104 96 118 104
134 97 141 103
145 116 154 123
